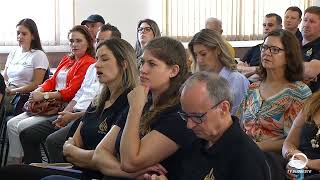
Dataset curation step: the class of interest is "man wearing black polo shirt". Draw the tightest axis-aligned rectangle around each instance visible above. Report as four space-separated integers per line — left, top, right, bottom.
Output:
144 72 270 180
284 6 303 45
302 6 320 92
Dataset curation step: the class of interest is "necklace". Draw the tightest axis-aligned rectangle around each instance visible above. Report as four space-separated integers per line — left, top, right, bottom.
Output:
311 124 320 149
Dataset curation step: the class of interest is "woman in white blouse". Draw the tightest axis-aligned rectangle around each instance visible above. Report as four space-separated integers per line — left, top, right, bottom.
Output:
3 18 49 97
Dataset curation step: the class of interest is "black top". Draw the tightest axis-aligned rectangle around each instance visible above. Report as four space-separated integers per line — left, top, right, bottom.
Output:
113 103 197 179
80 89 130 150
241 44 261 66
299 121 320 176
295 29 303 46
302 37 320 92
176 116 269 180
0 74 5 96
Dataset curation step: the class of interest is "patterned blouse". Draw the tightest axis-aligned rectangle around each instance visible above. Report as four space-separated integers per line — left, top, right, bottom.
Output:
237 81 311 142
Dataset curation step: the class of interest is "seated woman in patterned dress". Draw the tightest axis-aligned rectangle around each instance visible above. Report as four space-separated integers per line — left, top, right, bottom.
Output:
237 29 311 152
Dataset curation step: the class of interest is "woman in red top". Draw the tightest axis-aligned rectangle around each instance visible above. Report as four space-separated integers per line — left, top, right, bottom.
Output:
6 25 95 164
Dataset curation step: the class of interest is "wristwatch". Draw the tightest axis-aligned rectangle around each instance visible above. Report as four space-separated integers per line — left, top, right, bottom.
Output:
44 92 50 100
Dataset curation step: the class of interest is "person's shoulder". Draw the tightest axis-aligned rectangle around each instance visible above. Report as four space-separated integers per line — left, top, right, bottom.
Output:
288 81 312 99
229 70 249 82
81 54 95 62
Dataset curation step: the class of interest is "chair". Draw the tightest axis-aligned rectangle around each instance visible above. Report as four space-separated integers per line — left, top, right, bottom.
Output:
0 98 10 167
0 69 51 166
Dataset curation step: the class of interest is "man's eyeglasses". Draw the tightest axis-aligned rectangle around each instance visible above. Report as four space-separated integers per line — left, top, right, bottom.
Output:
260 44 284 54
178 100 224 124
138 27 152 33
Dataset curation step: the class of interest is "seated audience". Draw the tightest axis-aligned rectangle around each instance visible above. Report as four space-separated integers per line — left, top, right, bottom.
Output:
92 37 196 179
145 72 270 180
6 25 95 165
284 6 303 44
237 29 311 152
301 6 320 92
135 19 161 58
96 23 121 45
283 91 320 179
238 13 282 81
3 18 49 115
205 17 236 58
19 23 122 164
81 14 105 44
0 38 138 180
188 29 249 115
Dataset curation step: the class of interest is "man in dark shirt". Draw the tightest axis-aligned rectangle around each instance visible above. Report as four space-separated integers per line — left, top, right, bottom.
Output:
284 6 303 45
145 72 271 180
238 13 282 82
302 6 320 92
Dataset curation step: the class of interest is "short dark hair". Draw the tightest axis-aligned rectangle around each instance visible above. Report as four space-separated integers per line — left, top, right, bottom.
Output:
285 6 302 19
258 29 304 82
100 23 122 38
304 6 320 18
265 13 282 25
17 18 43 51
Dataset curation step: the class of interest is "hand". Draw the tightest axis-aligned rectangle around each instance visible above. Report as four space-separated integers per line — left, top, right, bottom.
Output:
128 85 150 110
286 163 297 180
134 164 168 180
53 111 74 128
142 174 168 180
30 91 44 102
63 137 75 156
5 87 15 96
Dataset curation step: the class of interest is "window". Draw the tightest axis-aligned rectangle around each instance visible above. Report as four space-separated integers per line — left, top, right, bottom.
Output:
164 0 312 41
0 0 74 46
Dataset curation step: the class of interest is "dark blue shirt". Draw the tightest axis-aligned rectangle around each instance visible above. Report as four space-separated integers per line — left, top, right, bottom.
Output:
241 44 261 66
302 37 320 92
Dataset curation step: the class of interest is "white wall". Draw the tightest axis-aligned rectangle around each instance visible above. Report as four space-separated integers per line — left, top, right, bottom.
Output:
75 0 163 46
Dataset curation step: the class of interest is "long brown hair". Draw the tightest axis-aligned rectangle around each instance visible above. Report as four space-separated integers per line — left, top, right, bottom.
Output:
93 38 139 114
258 29 304 82
188 29 236 72
17 18 43 51
303 91 320 123
139 37 188 135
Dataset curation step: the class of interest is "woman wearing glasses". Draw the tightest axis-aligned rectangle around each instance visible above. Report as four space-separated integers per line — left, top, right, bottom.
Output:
92 37 196 179
237 29 311 152
135 19 161 58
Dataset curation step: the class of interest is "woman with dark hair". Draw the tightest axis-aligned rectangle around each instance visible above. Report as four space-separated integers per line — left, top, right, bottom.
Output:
134 19 161 58
6 25 95 165
92 37 196 179
3 18 49 112
237 29 311 152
